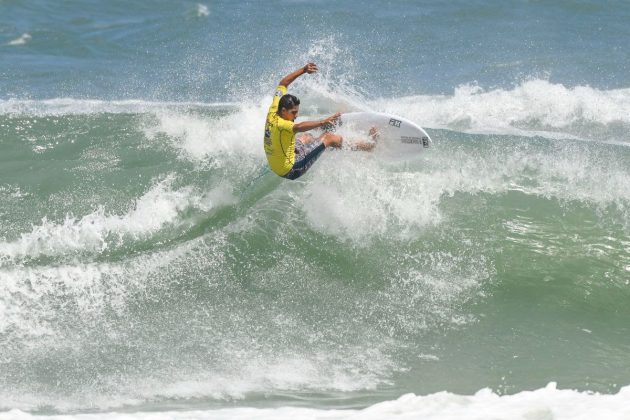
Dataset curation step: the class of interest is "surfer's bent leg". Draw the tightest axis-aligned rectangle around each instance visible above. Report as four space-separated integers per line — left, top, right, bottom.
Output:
297 133 315 144
319 132 343 148
282 138 326 180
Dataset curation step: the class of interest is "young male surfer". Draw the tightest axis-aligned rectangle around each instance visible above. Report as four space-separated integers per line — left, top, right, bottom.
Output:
263 63 344 180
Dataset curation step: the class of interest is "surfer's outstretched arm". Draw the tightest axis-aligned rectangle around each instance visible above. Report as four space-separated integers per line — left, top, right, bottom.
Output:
293 112 340 133
293 113 343 148
279 63 318 87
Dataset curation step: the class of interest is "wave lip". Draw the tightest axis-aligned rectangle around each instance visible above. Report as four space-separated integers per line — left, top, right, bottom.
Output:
0 177 231 263
375 80 630 141
143 103 267 165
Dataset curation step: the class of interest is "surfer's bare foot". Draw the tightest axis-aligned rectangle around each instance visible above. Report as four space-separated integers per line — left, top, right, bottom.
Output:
369 126 380 141
350 127 378 151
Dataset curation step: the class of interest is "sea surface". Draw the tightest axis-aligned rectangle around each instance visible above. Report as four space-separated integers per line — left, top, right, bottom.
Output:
1 1 630 419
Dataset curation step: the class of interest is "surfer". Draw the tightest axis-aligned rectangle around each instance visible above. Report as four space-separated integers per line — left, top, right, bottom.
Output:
263 63 345 180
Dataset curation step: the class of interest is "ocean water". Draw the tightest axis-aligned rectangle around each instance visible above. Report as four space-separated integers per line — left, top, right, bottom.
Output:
1 1 630 419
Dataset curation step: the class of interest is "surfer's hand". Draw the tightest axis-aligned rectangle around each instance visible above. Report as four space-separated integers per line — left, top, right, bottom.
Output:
323 112 341 126
303 63 318 74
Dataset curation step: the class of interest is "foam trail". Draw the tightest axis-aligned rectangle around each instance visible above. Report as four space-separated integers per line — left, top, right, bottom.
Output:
2 383 629 419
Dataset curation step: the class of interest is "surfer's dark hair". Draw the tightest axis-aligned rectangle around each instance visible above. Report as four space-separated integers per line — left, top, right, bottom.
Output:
278 94 300 112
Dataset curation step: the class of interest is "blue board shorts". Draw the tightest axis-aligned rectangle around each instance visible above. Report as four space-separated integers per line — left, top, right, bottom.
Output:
282 137 326 180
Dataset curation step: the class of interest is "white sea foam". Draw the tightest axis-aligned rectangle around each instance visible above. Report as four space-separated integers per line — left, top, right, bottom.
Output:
293 36 370 114
135 79 630 178
3 80 629 142
301 154 442 241
196 3 210 17
2 383 629 420
0 184 29 199
0 235 397 411
0 244 202 350
300 149 624 242
142 105 266 165
7 33 31 46
297 120 630 242
34 80 620 244
94 350 392 406
2 80 629 136
0 218 229 338
0 176 233 262
2 81 629 249
0 98 236 116
0 262 127 338
374 80 630 141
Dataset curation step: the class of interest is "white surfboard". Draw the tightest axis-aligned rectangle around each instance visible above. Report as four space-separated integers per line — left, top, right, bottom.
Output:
323 111 432 157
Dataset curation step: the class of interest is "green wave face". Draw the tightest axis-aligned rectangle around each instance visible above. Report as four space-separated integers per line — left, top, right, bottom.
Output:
1 104 629 413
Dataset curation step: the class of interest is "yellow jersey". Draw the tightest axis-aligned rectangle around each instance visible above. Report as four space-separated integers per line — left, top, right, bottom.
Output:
264 85 295 176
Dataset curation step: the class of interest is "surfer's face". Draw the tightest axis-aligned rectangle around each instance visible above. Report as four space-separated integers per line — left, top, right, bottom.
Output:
280 105 299 121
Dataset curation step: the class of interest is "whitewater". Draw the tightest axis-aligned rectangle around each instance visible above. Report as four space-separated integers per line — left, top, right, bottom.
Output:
1 1 630 419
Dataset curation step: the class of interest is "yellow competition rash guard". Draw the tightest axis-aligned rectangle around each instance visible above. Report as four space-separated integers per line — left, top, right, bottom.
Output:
264 85 295 176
